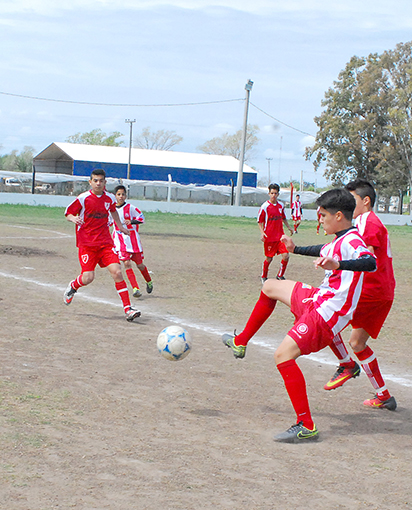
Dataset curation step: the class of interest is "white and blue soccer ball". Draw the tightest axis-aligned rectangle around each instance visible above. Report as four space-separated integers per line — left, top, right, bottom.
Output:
157 325 192 361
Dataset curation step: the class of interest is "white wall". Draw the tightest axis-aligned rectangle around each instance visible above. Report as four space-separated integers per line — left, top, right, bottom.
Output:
1 192 411 225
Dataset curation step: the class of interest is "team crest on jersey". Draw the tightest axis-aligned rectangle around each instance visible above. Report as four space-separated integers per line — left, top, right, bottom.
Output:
82 254 89 264
105 202 110 210
297 323 309 335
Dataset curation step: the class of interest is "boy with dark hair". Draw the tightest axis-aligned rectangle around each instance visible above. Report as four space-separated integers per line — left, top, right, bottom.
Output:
291 193 303 233
222 188 376 442
111 185 153 298
324 179 396 410
63 169 141 322
258 183 293 283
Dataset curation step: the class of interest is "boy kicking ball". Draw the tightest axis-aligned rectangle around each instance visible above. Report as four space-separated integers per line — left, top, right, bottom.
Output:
222 189 376 443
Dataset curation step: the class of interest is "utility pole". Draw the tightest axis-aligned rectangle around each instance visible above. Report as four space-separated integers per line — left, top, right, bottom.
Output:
125 119 136 180
235 79 253 207
266 157 273 185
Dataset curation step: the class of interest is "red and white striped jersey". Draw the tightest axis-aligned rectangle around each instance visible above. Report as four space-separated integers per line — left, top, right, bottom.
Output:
312 228 373 336
65 190 116 248
257 200 286 242
291 200 302 218
111 203 145 254
355 211 395 300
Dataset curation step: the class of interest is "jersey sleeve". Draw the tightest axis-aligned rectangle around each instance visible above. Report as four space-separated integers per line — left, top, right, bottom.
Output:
130 205 145 224
65 198 81 217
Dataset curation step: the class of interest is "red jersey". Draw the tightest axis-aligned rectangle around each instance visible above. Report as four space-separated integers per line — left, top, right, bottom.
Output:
313 228 373 336
257 200 286 242
65 190 117 248
111 203 145 254
355 211 395 300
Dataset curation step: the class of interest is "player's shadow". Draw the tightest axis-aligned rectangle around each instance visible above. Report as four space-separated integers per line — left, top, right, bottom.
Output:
318 406 412 438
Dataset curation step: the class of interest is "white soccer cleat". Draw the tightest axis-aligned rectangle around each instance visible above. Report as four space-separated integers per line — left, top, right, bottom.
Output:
125 307 141 322
64 282 76 305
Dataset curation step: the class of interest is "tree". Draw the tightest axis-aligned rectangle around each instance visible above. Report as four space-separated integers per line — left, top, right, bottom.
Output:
134 127 183 151
197 124 260 162
0 146 35 172
306 42 412 196
66 128 124 146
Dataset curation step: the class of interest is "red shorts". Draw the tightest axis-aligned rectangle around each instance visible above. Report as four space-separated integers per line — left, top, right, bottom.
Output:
118 250 144 265
351 296 393 339
78 245 120 272
288 282 334 355
264 240 288 258
292 215 302 222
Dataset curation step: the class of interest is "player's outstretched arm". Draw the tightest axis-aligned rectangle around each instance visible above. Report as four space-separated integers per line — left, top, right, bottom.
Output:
111 209 130 236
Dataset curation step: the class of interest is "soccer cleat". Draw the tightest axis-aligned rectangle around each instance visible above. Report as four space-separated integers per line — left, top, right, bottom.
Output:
276 275 285 280
274 421 319 443
261 277 268 284
125 307 141 322
324 363 361 390
63 282 77 305
363 395 397 411
146 281 153 294
133 287 142 298
222 333 246 359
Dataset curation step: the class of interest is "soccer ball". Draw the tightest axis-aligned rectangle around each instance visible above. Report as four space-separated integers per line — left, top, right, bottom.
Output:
157 325 192 361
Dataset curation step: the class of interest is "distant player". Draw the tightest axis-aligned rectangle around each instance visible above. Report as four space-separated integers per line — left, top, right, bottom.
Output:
258 183 293 283
63 169 140 322
111 185 153 298
291 194 303 233
222 188 376 443
324 179 397 410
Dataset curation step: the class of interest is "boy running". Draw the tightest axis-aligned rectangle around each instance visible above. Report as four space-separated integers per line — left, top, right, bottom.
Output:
258 183 293 283
291 194 303 233
111 185 153 298
63 169 141 322
222 188 376 443
324 179 396 410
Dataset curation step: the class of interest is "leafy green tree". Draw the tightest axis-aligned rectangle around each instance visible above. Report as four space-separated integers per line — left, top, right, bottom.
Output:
134 127 183 151
0 146 35 172
306 42 412 196
66 128 124 146
197 124 260 162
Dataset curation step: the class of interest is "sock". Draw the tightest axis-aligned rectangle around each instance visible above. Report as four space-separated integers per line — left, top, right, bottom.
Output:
115 280 131 312
139 266 152 283
72 275 84 290
277 259 288 278
126 268 139 289
355 346 390 400
330 334 356 368
261 260 270 279
277 359 314 430
235 291 276 346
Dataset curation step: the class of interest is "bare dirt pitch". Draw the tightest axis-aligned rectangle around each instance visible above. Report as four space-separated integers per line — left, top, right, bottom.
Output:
0 212 411 509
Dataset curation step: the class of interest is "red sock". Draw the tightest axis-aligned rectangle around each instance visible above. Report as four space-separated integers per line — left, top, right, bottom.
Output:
261 260 270 279
139 266 151 283
126 268 139 289
329 334 356 368
115 280 131 312
235 291 276 346
355 346 390 400
277 259 288 278
277 359 314 429
72 274 84 290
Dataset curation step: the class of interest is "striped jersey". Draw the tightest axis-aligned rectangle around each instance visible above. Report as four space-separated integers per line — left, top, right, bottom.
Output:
312 228 373 336
65 190 116 248
111 202 145 254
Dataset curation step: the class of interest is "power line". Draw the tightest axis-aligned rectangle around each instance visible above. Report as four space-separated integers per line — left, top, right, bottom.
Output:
250 101 315 138
0 90 243 107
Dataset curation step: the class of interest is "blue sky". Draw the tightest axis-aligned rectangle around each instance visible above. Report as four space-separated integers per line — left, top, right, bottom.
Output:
1 0 412 187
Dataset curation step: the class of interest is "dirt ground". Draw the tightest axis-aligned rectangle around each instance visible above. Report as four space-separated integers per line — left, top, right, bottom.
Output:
0 216 411 510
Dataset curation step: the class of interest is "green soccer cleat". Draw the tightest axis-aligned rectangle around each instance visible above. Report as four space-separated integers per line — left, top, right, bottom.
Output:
222 333 246 359
274 422 319 444
133 287 142 298
146 281 153 294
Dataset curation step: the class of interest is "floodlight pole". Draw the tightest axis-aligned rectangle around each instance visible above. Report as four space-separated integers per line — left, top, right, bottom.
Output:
266 157 273 185
235 79 253 207
125 119 136 180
